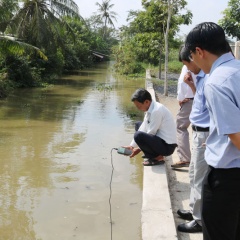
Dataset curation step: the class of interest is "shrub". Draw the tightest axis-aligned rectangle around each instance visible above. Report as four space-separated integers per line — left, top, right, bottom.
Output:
168 60 182 73
3 55 43 87
0 73 15 98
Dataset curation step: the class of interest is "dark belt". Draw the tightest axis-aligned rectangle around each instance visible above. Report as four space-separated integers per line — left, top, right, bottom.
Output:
192 125 209 132
186 98 194 100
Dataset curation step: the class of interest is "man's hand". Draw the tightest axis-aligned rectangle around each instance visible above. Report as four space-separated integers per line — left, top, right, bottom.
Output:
179 99 190 107
123 146 141 158
184 72 196 94
184 72 193 85
130 148 141 158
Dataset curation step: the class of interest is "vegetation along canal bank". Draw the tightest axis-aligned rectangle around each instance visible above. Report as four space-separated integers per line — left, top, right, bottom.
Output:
1 0 236 99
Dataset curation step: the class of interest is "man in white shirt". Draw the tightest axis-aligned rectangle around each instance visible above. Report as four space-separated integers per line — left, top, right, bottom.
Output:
171 47 196 168
125 88 177 166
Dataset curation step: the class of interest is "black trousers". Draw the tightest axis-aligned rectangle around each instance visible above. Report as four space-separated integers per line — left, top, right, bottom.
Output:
202 166 240 240
134 122 177 159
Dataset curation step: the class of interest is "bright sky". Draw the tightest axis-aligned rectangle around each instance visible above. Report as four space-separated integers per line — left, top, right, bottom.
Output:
75 0 229 35
179 0 229 36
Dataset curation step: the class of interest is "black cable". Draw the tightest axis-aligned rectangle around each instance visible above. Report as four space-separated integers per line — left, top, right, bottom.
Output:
109 148 117 240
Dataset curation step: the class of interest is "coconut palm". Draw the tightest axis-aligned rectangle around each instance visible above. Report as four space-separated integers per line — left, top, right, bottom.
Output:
0 0 18 32
0 0 47 58
0 35 47 59
95 0 117 37
7 0 80 50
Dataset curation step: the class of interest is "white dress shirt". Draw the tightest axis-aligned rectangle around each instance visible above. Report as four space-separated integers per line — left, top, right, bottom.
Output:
130 101 177 148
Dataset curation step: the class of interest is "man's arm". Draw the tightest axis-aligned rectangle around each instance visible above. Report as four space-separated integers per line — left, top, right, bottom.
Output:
228 132 240 150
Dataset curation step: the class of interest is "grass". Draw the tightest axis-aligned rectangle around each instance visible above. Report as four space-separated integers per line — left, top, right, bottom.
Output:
151 79 178 86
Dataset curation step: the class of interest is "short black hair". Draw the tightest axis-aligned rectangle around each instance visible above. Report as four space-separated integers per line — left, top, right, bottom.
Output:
131 88 152 103
178 45 191 63
185 22 229 56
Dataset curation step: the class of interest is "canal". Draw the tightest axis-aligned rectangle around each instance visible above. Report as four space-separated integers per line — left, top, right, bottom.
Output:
0 62 145 240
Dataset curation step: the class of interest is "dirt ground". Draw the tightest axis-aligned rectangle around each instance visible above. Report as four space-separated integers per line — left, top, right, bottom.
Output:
157 95 203 240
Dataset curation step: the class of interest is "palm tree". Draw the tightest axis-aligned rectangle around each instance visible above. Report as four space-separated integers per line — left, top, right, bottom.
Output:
0 0 18 32
95 0 117 37
7 0 80 50
0 0 46 59
0 35 47 59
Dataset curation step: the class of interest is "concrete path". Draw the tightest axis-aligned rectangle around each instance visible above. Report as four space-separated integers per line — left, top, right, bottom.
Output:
158 95 202 240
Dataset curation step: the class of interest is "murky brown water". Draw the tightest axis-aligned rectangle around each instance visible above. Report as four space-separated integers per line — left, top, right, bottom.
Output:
0 62 145 240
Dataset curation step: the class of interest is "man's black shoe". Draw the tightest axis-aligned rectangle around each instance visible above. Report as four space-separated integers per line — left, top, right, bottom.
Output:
177 220 202 233
177 209 193 221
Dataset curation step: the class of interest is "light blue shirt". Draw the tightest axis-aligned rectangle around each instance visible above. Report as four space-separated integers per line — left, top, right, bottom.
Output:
204 52 240 168
189 70 209 128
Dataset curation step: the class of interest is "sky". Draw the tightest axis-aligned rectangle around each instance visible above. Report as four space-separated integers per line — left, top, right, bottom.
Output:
75 0 229 35
75 0 142 27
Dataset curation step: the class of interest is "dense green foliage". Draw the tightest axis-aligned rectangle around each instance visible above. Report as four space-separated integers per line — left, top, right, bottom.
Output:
1 0 234 98
0 0 118 98
219 0 240 39
112 0 192 75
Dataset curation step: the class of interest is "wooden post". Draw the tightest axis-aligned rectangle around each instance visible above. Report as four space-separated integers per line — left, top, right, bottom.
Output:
234 41 240 60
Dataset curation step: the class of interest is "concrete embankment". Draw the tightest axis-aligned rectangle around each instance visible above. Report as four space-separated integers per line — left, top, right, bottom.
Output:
142 80 178 240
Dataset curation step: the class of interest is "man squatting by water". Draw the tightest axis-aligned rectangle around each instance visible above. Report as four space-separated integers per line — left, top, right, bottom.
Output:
124 88 177 166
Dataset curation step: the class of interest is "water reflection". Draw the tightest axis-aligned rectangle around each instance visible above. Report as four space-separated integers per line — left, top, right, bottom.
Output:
0 62 144 240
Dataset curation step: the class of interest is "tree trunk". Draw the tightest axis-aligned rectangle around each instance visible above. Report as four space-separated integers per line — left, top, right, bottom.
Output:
158 47 162 79
104 17 107 38
163 0 173 96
